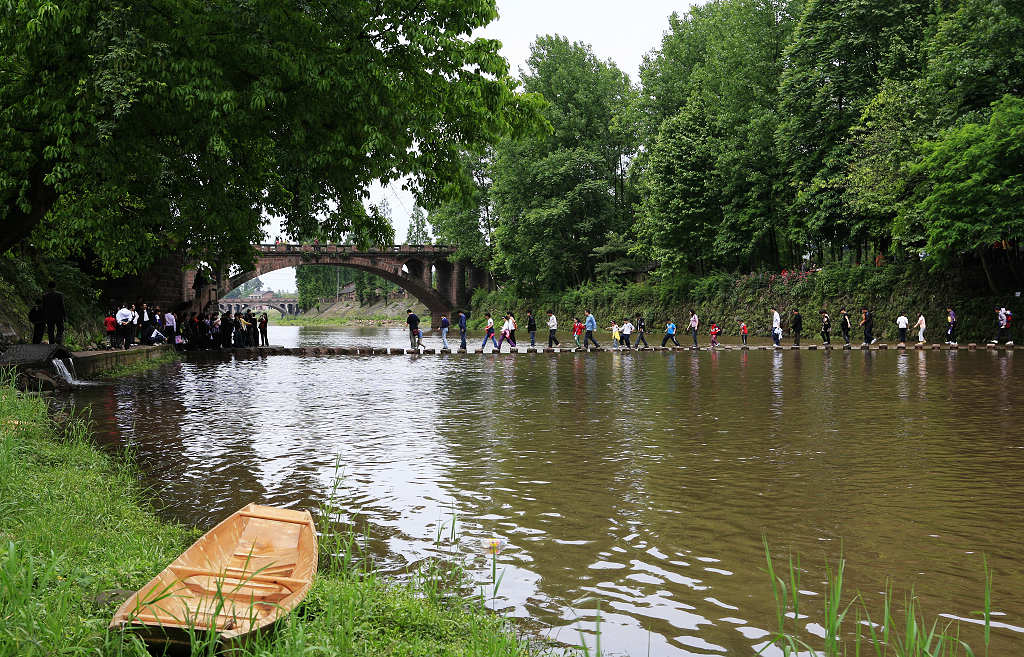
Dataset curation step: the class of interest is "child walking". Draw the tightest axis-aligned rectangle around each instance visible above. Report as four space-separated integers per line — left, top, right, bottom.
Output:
709 322 721 347
573 318 584 348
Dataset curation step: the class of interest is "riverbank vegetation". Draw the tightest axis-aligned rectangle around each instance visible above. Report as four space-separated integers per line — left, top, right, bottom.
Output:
0 370 545 656
428 0 1023 335
94 351 182 380
469 261 1010 343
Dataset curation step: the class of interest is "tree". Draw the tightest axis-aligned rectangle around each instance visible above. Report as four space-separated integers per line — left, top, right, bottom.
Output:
902 95 1024 292
490 35 637 291
405 206 432 245
0 0 542 275
776 0 931 259
427 150 495 267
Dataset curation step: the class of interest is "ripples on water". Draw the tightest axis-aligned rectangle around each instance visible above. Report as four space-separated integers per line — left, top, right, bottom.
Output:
69 327 1024 656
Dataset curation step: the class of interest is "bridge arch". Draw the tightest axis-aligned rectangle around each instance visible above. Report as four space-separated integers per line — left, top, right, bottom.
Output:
216 244 483 329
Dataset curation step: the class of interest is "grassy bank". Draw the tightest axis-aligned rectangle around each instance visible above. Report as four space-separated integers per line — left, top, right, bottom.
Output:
0 371 544 657
94 351 183 379
471 262 1017 344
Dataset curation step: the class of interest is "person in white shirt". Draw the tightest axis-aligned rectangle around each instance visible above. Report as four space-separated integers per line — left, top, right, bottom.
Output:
495 314 516 349
913 313 926 344
129 304 140 346
164 311 177 341
771 307 782 346
482 313 498 350
115 304 133 350
620 319 634 349
546 311 560 347
896 312 910 344
689 310 700 348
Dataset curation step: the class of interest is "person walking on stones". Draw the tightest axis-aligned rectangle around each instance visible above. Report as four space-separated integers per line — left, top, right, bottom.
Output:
662 320 679 347
116 303 134 350
819 310 831 345
896 312 910 345
458 310 468 350
572 317 584 348
258 312 269 347
688 310 700 348
771 307 782 346
791 309 803 346
945 307 957 345
991 306 1007 344
41 281 66 345
634 314 649 349
406 309 420 350
839 308 852 345
482 312 499 350
620 318 634 349
29 299 45 344
584 310 600 349
526 311 537 347
739 319 748 346
439 312 450 350
914 312 926 344
860 307 875 345
547 311 560 347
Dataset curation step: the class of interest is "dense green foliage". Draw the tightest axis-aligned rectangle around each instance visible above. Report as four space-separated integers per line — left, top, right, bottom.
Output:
433 0 1024 298
1 0 541 276
295 266 400 312
0 372 545 656
470 263 1011 343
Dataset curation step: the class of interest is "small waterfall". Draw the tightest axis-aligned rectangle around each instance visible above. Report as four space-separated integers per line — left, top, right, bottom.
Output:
50 358 95 386
51 358 76 385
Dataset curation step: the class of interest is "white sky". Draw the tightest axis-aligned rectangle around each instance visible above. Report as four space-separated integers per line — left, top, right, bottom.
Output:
260 0 695 293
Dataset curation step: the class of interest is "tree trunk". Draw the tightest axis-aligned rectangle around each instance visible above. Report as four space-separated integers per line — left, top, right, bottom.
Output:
979 249 998 294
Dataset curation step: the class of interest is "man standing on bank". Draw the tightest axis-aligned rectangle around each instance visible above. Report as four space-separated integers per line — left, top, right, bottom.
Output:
29 299 45 344
41 282 66 345
406 309 420 350
584 310 600 349
116 303 134 350
547 311 560 347
458 310 468 350
791 309 803 346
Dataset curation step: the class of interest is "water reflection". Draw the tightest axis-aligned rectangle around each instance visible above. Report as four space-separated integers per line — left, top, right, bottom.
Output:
66 337 1024 656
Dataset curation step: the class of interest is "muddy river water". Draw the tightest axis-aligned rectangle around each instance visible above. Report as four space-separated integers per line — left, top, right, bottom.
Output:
68 326 1024 656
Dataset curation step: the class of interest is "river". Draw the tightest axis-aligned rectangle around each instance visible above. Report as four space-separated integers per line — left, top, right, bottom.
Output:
68 326 1024 656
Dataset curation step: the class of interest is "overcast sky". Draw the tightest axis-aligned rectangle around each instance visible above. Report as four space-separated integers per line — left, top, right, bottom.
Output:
260 0 696 292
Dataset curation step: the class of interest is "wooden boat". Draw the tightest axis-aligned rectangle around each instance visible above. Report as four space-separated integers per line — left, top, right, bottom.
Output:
110 503 317 647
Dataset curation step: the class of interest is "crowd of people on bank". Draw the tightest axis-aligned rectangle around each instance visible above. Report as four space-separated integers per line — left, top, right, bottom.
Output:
405 305 1016 351
100 304 270 350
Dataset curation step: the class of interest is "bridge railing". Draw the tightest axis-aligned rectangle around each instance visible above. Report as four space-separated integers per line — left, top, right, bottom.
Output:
257 243 452 255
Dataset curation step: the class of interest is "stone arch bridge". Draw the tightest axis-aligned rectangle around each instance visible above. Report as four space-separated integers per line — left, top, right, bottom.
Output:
219 244 488 328
219 297 301 316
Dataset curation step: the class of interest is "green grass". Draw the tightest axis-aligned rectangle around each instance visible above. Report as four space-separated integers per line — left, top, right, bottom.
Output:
0 369 548 657
763 537 993 657
94 351 182 379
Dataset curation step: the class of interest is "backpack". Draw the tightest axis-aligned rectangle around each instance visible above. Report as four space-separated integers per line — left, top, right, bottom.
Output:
1005 310 1012 327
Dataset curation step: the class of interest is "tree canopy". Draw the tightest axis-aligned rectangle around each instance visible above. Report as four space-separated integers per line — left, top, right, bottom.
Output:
1 0 542 275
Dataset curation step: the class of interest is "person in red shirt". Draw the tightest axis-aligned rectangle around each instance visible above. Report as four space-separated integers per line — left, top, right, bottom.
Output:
104 310 118 349
572 318 584 348
739 321 748 346
709 322 721 347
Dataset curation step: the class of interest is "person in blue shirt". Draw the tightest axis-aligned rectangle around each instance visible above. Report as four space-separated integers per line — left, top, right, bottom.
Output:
458 311 468 350
439 313 450 350
662 320 679 347
583 310 600 348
